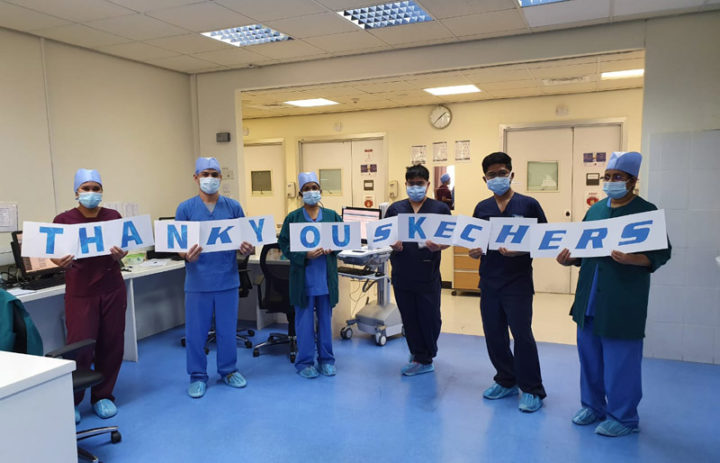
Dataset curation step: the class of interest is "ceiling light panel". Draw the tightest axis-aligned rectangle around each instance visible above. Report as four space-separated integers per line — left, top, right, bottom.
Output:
337 1 432 30
202 24 291 47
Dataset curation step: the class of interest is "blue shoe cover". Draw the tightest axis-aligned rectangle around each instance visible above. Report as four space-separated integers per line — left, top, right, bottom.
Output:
483 382 519 400
319 363 336 376
595 419 639 437
223 372 247 388
518 392 543 413
187 381 207 398
402 362 434 376
298 366 320 379
573 407 601 425
93 399 117 419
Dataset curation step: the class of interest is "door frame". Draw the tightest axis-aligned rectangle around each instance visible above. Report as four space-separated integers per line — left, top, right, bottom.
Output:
500 118 627 151
243 138 287 216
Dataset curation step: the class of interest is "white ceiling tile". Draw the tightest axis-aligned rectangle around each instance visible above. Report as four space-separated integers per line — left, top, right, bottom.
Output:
191 47 267 66
145 2 254 32
351 79 415 94
303 30 389 53
34 23 132 48
313 1 380 9
479 79 537 90
215 0 328 22
0 2 70 31
521 0 611 28
97 41 181 60
6 0 135 22
441 9 528 37
107 0 200 13
148 54 226 72
146 33 233 54
462 64 533 82
598 58 644 73
613 0 704 18
368 20 454 45
483 87 543 99
541 82 598 94
529 63 597 79
420 0 518 19
87 13 189 40
264 12 361 38
249 39 328 60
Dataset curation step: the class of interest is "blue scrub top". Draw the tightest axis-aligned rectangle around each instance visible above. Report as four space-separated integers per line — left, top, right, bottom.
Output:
472 192 547 293
175 195 245 292
302 208 329 297
385 198 451 291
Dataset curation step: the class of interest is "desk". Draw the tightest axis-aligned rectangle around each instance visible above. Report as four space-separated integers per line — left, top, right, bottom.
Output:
17 260 186 361
0 351 76 462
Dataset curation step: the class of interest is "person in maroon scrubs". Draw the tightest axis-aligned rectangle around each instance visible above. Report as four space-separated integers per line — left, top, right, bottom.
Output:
51 168 128 424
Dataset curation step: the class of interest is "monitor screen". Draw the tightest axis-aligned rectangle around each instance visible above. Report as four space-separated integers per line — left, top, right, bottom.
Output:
11 231 62 277
342 207 382 243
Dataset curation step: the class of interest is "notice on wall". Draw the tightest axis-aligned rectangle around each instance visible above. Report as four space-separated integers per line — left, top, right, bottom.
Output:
411 145 427 165
455 140 471 161
432 142 448 162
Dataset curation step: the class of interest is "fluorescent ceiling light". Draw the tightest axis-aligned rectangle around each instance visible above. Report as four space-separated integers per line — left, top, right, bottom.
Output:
202 24 291 47
284 98 339 107
337 1 432 30
517 0 569 6
424 85 481 96
601 69 645 80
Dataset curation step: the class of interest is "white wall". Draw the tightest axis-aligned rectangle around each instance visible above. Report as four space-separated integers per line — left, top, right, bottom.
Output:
641 12 720 364
0 27 196 265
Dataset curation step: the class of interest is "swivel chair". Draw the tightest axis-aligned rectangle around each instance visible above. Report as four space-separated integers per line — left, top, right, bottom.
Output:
252 243 297 362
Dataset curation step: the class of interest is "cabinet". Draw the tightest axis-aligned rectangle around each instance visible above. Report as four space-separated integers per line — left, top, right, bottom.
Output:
453 246 480 294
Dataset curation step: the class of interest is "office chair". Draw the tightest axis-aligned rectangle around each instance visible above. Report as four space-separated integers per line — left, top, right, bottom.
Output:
180 255 255 353
252 243 297 363
44 338 122 463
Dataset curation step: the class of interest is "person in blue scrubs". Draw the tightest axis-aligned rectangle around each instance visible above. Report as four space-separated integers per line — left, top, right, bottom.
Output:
278 172 341 379
176 157 255 398
469 152 547 413
385 164 451 376
556 151 671 437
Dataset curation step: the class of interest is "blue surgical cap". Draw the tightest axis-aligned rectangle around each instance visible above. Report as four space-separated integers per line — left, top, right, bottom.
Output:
606 151 642 177
298 172 319 190
74 169 102 192
195 157 221 174
441 173 451 184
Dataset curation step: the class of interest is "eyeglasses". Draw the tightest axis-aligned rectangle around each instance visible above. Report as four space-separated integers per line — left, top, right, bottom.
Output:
603 173 631 182
199 171 220 178
485 170 511 179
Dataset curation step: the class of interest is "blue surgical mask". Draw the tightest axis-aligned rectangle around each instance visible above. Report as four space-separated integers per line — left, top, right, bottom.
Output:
302 190 322 205
199 177 220 195
406 185 427 202
603 181 628 199
487 176 511 195
78 192 102 209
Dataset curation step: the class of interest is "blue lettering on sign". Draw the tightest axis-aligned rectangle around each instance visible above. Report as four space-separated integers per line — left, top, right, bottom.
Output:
618 220 652 246
39 226 64 254
79 226 104 254
408 216 427 240
373 223 392 242
248 218 264 242
496 224 530 244
167 224 187 249
331 224 351 247
207 226 233 245
300 226 320 248
459 224 484 242
538 230 567 250
121 221 143 248
434 220 455 239
576 228 608 249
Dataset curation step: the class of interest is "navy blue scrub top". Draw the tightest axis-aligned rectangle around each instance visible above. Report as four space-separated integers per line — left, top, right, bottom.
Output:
472 192 547 293
385 198 451 291
175 195 244 292
302 207 329 297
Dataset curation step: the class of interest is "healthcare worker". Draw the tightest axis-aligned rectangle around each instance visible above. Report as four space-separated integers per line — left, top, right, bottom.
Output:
556 151 671 437
176 157 254 398
51 169 128 423
468 152 547 413
385 164 451 376
435 173 454 210
278 172 341 379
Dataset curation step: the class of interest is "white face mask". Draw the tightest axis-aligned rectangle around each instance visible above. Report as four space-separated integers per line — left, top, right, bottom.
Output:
199 177 220 194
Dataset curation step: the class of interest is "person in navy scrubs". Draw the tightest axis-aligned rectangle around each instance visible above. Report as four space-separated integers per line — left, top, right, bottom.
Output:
469 152 547 413
385 164 451 376
176 157 254 398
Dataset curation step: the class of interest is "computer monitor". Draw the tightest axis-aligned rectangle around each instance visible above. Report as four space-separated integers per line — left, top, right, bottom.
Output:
10 231 64 279
341 207 382 244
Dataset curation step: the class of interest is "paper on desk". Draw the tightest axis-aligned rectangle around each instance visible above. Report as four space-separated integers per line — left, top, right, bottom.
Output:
7 287 36 296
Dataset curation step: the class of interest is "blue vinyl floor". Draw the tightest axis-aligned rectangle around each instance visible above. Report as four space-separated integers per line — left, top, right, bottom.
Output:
75 324 720 463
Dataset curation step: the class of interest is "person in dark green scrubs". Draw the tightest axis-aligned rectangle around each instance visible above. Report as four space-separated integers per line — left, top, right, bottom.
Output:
556 151 671 437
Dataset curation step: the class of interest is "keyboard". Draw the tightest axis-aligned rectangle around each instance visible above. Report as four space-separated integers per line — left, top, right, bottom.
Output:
337 266 378 277
22 275 66 290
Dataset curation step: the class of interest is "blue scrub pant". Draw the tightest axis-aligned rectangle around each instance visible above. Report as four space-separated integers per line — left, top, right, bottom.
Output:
479 286 546 398
393 282 442 365
577 317 643 428
294 294 334 372
185 288 239 383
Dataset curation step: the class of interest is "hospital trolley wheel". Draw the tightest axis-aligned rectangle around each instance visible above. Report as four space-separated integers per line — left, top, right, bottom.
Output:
253 348 260 357
375 333 387 346
244 340 253 348
340 327 353 340
180 338 186 347
111 431 122 444
247 330 255 336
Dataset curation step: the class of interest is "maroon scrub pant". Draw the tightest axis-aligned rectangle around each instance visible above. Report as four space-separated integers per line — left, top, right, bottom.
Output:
65 285 127 405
